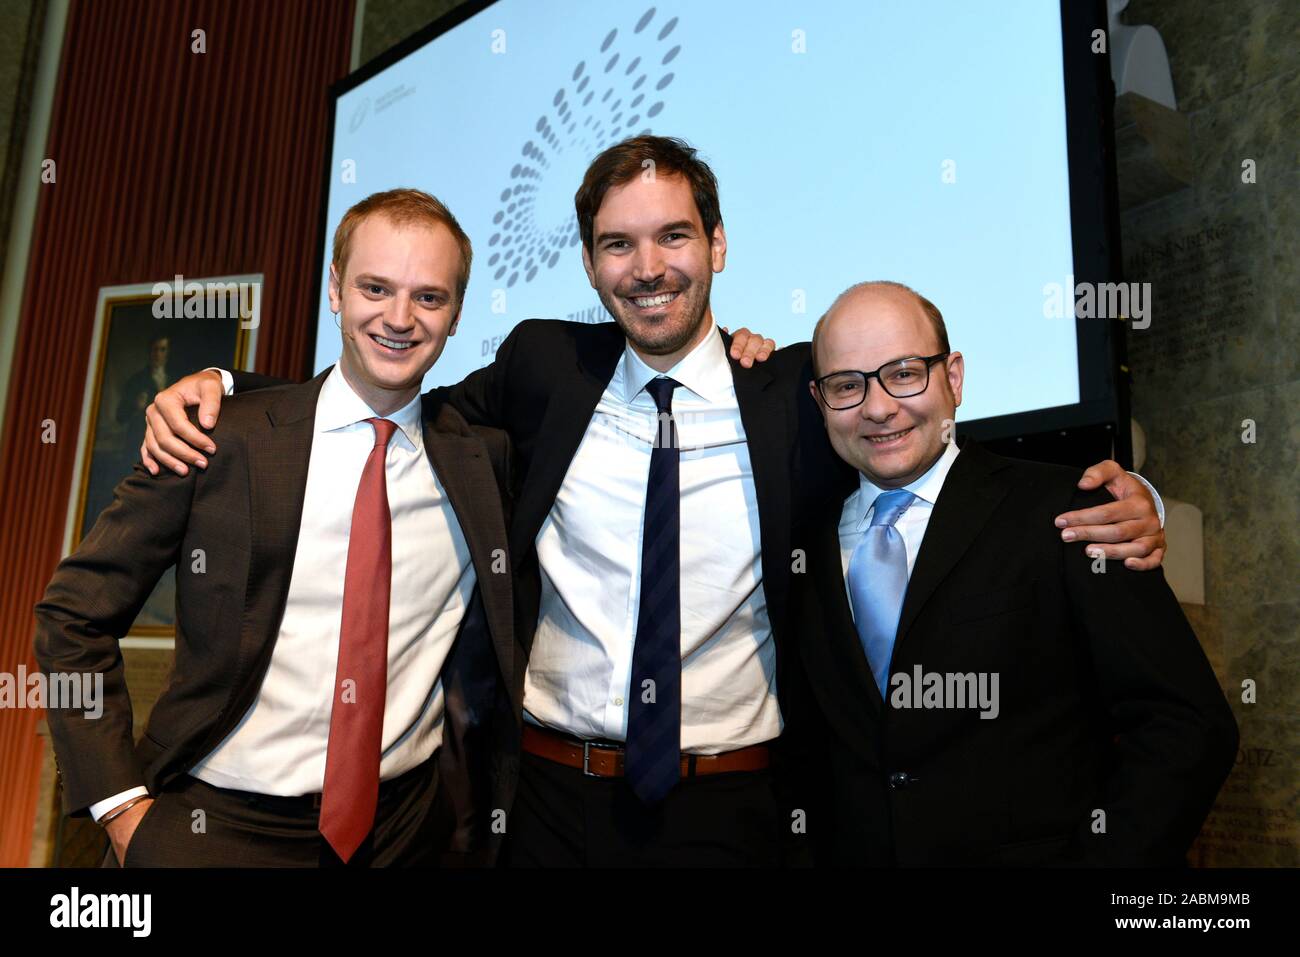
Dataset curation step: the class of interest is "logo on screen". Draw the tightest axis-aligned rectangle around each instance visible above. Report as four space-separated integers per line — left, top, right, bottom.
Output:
486 5 681 288
349 97 370 133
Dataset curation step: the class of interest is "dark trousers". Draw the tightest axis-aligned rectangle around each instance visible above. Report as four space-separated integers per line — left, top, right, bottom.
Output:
501 750 784 867
111 752 444 867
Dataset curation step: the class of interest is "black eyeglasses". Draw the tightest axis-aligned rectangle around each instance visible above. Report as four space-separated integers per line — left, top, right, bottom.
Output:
815 353 950 410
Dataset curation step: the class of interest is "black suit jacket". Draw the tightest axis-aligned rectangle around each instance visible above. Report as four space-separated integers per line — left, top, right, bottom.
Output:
34 368 519 860
791 439 1239 866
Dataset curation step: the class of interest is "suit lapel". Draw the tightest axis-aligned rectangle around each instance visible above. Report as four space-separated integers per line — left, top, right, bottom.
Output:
202 370 327 752
811 505 889 725
724 329 794 633
420 398 516 698
510 324 623 561
893 441 1011 646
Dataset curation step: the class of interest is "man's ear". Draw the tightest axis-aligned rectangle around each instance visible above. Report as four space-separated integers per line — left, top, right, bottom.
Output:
581 243 597 289
448 306 461 337
328 263 343 314
710 223 728 274
808 380 828 425
946 351 965 408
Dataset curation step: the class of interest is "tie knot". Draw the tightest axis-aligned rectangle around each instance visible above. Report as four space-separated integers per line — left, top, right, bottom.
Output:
643 376 681 414
366 417 399 448
870 489 915 528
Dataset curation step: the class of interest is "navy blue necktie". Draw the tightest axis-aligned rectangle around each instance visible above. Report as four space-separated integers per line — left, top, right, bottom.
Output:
625 376 683 805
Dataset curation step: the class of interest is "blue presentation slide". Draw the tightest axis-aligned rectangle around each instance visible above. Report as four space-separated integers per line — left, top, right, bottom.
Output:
318 0 1080 422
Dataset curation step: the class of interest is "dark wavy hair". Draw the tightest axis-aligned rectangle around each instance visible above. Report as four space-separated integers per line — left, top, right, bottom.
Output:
574 135 722 253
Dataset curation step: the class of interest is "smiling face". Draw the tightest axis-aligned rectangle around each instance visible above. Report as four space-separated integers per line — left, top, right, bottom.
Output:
811 286 964 488
581 172 726 370
328 213 464 415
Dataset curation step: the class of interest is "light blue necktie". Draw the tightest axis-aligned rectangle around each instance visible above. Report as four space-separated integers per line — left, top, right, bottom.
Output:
846 489 916 696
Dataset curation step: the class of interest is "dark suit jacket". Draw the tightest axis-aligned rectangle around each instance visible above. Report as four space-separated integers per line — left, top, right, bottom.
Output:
34 368 519 861
790 438 1239 866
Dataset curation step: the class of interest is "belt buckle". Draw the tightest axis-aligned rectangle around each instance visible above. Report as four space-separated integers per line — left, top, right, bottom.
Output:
581 740 618 777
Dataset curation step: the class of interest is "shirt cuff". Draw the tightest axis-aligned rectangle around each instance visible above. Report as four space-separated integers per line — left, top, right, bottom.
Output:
203 367 234 396
1127 471 1165 528
89 787 150 823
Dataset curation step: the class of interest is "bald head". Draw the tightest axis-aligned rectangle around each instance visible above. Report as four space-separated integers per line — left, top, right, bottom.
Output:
808 280 963 489
811 281 949 378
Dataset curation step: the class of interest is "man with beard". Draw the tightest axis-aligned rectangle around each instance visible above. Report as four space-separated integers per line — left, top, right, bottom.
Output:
139 136 1165 866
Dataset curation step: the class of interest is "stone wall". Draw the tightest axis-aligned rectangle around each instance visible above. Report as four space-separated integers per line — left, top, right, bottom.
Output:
1121 0 1297 866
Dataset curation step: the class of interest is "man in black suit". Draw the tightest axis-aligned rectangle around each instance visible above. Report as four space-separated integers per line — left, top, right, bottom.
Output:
35 189 517 867
792 280 1238 866
140 137 1167 866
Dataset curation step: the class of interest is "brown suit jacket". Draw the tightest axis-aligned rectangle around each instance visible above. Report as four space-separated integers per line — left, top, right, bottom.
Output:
34 367 521 860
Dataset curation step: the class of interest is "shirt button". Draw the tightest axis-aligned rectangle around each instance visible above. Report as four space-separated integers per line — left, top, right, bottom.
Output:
613 697 624 706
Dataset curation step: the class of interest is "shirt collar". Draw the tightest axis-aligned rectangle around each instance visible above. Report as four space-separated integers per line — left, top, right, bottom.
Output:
315 364 423 450
618 325 732 405
854 438 960 529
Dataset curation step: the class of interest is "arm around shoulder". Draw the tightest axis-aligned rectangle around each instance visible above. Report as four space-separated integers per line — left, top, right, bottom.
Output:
436 318 540 428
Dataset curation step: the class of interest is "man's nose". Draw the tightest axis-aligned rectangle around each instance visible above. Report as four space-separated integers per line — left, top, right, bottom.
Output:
631 242 665 284
860 377 899 422
385 297 418 332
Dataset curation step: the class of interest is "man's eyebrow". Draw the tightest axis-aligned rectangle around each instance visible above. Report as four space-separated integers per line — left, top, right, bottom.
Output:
353 273 450 296
876 353 938 370
824 353 934 375
595 221 699 245
411 283 452 297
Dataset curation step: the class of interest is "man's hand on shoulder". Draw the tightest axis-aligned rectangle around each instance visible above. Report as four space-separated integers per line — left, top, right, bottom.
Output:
142 370 227 476
1054 459 1166 571
723 326 777 368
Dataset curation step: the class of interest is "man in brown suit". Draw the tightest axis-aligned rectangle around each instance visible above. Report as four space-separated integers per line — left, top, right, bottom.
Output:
34 189 519 867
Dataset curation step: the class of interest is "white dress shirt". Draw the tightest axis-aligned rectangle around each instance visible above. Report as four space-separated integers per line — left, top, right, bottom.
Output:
92 365 475 818
523 328 781 754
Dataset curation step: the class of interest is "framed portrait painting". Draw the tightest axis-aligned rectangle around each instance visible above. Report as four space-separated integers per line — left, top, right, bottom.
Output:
61 275 262 644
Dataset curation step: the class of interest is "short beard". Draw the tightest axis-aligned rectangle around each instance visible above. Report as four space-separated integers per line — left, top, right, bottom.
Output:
599 271 712 357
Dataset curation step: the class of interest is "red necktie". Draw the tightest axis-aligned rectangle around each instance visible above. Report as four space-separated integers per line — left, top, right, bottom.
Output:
320 417 398 862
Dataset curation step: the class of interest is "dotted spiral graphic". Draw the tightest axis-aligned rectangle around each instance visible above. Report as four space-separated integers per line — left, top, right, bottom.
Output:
487 6 681 287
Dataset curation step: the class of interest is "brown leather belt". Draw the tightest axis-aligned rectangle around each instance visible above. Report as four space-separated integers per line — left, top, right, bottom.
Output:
522 724 770 778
